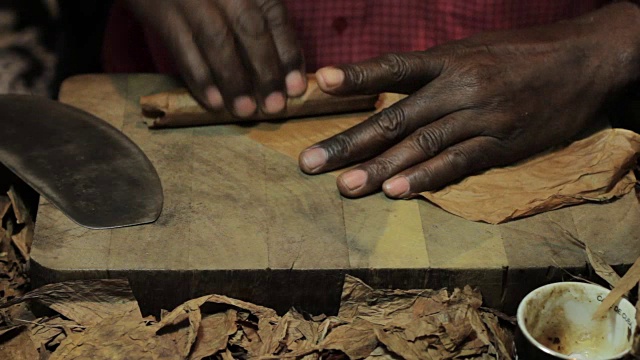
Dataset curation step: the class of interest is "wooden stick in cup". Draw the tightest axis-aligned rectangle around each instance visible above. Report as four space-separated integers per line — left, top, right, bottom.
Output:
593 255 640 319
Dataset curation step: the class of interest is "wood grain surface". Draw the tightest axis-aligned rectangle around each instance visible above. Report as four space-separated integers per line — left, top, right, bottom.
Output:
30 74 640 316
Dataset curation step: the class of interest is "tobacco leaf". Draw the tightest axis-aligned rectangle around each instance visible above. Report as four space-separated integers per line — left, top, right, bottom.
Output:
338 275 447 327
364 346 402 360
158 294 278 358
0 325 39 360
422 129 640 223
281 308 322 353
0 195 10 219
1 279 142 326
7 186 28 224
319 318 378 359
480 312 515 358
51 308 181 360
189 310 237 360
0 324 22 337
586 246 621 287
11 219 34 261
29 316 84 350
374 328 430 360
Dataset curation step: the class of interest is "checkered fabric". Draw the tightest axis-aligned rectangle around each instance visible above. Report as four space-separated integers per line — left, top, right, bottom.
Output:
103 0 609 74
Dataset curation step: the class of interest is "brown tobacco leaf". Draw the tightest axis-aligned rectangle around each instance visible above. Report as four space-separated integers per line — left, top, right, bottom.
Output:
586 246 621 288
11 219 34 261
334 275 513 359
422 129 640 224
189 310 237 360
1 279 142 326
0 325 39 360
481 313 516 358
0 195 10 219
319 318 379 359
364 346 402 359
7 186 28 224
158 294 278 358
51 308 182 360
30 316 84 350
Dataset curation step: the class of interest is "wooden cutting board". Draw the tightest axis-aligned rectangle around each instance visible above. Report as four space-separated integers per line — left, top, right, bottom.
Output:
30 74 640 316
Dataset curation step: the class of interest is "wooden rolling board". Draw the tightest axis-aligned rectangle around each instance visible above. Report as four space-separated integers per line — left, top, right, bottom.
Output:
30 74 640 316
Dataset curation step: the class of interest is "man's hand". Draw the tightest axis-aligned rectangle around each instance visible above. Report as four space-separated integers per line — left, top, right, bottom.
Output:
126 0 305 117
299 2 640 199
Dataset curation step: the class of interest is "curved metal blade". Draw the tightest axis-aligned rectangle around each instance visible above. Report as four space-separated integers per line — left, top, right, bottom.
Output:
0 95 163 229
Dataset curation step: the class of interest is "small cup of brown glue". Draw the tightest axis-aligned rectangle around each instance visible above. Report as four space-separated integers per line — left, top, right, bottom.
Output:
517 282 636 359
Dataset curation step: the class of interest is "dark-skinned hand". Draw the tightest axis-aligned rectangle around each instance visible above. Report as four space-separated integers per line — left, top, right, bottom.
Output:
125 0 305 117
299 2 640 199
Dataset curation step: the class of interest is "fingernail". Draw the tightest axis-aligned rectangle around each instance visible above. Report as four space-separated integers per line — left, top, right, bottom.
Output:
233 96 257 117
300 147 327 172
339 170 367 191
316 67 344 89
383 176 411 198
263 91 286 114
286 70 306 97
206 86 223 108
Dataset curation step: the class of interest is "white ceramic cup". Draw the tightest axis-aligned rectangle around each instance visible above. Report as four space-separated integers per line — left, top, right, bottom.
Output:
517 282 636 359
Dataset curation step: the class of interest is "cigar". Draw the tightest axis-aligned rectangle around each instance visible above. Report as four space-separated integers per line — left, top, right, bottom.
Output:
140 75 379 129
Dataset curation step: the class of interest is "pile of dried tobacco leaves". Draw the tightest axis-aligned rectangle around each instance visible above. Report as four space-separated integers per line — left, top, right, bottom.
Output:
0 275 514 359
0 186 33 302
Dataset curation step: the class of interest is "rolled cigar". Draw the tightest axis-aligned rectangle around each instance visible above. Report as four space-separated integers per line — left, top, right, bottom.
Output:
140 75 380 129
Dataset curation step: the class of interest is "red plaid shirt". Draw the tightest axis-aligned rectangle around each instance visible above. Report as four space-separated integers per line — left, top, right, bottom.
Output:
103 0 608 74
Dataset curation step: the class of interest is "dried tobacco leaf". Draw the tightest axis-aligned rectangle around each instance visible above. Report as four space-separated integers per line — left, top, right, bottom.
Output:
7 186 28 225
51 308 181 360
11 220 34 261
29 316 84 350
422 129 640 223
319 318 378 359
0 325 39 360
586 246 621 287
374 327 431 360
0 195 10 219
280 308 321 353
364 346 402 360
480 312 515 358
158 294 278 358
0 279 141 326
189 310 237 360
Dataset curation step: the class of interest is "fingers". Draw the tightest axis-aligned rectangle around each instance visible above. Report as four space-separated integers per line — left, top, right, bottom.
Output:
299 83 460 175
316 52 445 95
215 0 287 114
255 0 306 97
383 136 509 198
153 10 221 113
129 0 303 116
179 0 257 116
334 112 483 197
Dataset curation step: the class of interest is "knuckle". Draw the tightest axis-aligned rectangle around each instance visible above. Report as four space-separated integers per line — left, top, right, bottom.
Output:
342 65 368 88
195 24 233 50
378 53 410 82
411 127 445 159
259 0 288 26
443 147 472 170
325 133 354 159
372 107 406 140
233 8 268 37
368 157 398 177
